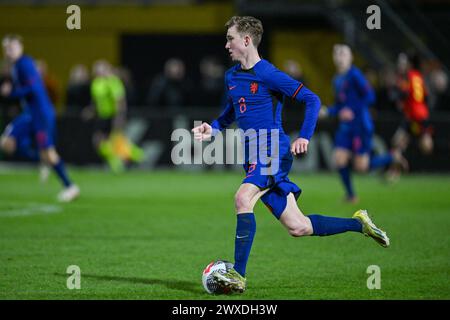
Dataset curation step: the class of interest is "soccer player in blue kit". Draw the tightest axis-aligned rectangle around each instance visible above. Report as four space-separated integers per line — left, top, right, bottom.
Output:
192 17 390 293
320 44 407 203
0 35 80 202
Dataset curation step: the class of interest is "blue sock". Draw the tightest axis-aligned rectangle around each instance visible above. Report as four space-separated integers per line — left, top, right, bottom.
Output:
338 166 355 199
369 153 393 170
308 214 362 236
52 160 72 188
233 213 256 277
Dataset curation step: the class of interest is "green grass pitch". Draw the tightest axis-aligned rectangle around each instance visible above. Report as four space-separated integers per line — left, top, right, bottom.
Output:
0 167 449 299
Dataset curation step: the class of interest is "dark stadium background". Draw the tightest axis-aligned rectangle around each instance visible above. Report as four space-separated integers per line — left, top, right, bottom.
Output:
1 0 449 172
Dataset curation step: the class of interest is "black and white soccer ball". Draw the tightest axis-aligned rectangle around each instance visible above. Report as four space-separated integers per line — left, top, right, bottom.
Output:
202 260 234 294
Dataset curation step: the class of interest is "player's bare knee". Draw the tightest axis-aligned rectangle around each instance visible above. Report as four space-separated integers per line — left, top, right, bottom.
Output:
40 148 60 166
234 191 252 212
285 216 313 237
334 151 350 168
420 135 433 154
353 163 368 173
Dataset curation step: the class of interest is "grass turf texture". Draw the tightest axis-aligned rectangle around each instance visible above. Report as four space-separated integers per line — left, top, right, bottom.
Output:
0 168 449 299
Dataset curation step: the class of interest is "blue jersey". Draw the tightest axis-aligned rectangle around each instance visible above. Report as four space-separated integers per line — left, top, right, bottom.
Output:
211 59 320 161
9 55 55 130
328 65 375 133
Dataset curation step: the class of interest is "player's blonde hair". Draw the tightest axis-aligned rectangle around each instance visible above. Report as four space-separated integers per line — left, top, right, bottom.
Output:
225 16 264 47
2 34 23 45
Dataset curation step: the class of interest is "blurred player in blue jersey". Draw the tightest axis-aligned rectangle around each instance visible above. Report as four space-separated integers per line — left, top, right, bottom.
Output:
192 17 390 293
0 35 80 202
320 44 407 203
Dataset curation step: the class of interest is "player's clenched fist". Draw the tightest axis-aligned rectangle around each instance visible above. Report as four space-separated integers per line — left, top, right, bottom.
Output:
192 122 212 141
291 137 309 155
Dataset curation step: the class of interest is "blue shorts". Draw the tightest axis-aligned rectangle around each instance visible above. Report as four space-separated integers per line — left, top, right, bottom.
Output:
30 111 56 150
35 126 55 150
3 113 34 140
334 128 373 155
3 113 55 150
242 152 302 219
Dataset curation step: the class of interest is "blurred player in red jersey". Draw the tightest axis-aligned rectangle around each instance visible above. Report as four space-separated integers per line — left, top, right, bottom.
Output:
392 52 433 156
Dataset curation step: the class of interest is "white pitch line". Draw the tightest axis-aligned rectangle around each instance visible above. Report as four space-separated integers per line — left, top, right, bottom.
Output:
0 202 62 217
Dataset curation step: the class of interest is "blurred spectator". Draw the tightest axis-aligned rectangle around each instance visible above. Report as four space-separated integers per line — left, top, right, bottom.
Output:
423 60 449 110
65 64 91 116
36 59 61 114
115 66 138 108
283 59 306 85
430 69 448 95
431 69 450 111
282 59 306 110
146 57 193 111
195 56 225 107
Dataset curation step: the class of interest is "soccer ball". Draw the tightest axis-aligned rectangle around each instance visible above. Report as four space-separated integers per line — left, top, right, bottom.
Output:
202 260 234 294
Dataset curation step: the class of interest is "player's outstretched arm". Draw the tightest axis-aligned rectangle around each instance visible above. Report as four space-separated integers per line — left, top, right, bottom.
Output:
353 67 375 107
192 122 212 141
0 77 34 99
6 58 40 99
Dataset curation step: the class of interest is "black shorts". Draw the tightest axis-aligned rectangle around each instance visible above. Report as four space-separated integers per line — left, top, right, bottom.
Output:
94 118 113 136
